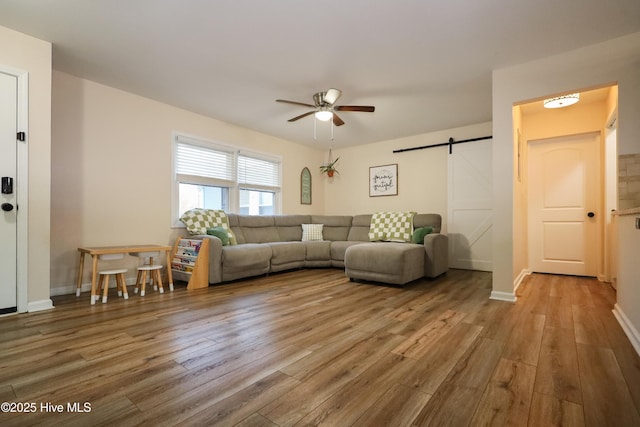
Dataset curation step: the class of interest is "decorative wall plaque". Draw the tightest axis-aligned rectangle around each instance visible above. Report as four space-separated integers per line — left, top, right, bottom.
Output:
301 167 312 204
369 163 398 197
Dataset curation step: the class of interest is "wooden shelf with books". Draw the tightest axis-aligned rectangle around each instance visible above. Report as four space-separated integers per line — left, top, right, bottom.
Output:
170 237 209 289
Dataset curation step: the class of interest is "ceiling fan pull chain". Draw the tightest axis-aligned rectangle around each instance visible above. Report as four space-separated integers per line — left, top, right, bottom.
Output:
331 117 334 141
313 115 317 140
328 141 334 164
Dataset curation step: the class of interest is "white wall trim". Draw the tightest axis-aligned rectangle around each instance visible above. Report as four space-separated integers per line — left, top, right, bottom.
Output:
513 268 532 295
51 278 139 297
28 299 53 312
613 303 640 357
490 290 517 302
490 268 530 302
16 71 28 313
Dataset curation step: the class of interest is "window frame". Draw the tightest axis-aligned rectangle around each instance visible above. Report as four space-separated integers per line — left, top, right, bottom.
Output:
171 132 282 227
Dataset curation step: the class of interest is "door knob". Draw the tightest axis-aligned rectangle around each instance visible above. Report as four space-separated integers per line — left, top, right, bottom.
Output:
587 211 595 218
1 203 14 212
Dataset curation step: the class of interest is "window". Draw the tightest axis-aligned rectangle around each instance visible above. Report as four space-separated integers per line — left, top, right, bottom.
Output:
173 134 281 223
178 183 228 214
239 189 274 215
238 153 281 215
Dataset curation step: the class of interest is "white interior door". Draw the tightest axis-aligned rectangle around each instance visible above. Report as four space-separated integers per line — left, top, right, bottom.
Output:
0 72 17 313
528 133 600 277
447 139 493 271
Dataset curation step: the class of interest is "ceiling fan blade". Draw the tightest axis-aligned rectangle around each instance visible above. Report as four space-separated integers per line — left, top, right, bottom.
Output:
287 111 315 122
276 99 315 108
335 105 375 112
324 88 342 104
333 113 345 126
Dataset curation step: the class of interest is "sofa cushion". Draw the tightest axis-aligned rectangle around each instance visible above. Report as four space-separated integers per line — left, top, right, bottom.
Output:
302 224 324 241
226 214 246 244
412 226 433 244
207 226 230 245
368 211 416 243
345 242 425 285
304 241 331 260
237 215 279 243
221 243 271 281
275 215 310 241
347 215 372 241
269 242 306 272
269 241 306 263
330 241 363 263
311 215 352 241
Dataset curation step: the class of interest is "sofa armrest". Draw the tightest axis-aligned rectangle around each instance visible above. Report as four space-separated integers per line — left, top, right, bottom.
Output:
423 233 448 278
196 235 223 284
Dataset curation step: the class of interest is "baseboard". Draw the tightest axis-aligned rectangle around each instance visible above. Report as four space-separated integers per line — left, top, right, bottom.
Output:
28 299 54 312
490 290 517 302
489 269 530 302
51 278 139 297
513 268 532 295
613 304 640 357
50 283 84 297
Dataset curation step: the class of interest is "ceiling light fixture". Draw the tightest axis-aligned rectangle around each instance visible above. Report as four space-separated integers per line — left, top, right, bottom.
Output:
543 93 580 109
315 108 333 121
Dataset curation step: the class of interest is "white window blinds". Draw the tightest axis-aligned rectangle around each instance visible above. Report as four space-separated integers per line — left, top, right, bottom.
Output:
175 136 235 187
238 153 281 192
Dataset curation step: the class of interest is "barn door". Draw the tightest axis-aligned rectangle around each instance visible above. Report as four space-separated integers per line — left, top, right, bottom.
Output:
447 139 493 271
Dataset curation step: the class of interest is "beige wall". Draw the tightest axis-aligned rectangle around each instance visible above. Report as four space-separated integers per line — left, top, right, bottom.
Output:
321 122 493 230
51 71 325 293
493 32 640 346
0 26 52 310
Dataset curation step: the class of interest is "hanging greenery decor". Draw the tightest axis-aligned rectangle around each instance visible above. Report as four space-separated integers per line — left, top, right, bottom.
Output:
320 157 340 177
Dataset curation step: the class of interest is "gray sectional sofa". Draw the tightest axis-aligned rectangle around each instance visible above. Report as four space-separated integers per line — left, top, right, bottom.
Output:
191 213 448 286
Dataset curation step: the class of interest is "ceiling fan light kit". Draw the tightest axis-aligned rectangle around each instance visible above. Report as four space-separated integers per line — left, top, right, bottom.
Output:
543 93 580 109
276 88 375 132
315 107 333 122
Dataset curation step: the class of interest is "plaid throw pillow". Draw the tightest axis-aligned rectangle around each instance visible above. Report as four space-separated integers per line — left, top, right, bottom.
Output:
368 211 416 243
180 209 237 244
301 224 324 241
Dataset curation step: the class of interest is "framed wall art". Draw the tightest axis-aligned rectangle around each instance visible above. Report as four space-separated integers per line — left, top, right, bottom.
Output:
300 167 312 204
369 163 398 197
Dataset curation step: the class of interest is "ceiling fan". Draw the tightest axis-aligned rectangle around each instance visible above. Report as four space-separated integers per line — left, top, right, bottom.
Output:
276 88 375 126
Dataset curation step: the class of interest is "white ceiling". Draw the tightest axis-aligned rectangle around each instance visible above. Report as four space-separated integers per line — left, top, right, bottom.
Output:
1 0 639 147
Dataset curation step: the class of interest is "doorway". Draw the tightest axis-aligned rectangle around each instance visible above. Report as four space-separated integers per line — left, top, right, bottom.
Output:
0 65 28 314
0 71 17 313
519 86 616 281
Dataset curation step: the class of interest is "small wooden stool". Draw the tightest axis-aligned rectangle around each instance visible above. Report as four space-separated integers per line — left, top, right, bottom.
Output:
96 268 129 303
135 265 164 296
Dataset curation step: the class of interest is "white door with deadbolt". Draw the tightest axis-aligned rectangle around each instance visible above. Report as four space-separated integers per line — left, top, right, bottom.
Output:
528 133 600 277
0 71 17 313
447 140 493 271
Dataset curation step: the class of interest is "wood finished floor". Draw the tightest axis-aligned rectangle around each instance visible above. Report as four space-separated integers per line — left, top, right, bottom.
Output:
1 269 639 426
